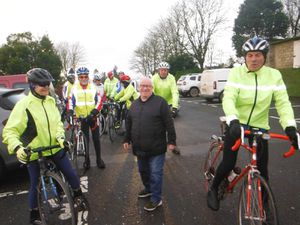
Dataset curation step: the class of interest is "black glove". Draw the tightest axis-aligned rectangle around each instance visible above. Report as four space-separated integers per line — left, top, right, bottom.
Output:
90 108 99 116
228 119 241 140
285 126 299 149
66 110 74 123
171 107 178 118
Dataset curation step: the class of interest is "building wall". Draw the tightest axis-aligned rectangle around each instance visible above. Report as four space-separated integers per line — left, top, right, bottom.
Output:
267 40 294 68
294 40 300 68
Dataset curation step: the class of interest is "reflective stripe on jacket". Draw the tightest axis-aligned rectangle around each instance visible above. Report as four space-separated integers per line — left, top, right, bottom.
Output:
152 73 179 108
114 83 139 109
2 92 64 161
69 83 102 117
223 64 296 130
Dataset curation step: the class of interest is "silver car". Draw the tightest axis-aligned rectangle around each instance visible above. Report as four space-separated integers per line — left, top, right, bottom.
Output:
0 88 26 179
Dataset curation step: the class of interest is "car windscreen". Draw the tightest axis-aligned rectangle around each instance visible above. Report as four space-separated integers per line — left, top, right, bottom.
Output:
0 91 26 110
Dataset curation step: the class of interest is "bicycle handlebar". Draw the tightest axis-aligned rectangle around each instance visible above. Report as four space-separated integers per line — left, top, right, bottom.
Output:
231 130 296 158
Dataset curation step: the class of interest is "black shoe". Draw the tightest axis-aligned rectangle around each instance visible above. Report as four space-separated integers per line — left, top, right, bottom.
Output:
138 189 152 198
97 159 106 169
144 200 162 211
207 188 220 211
30 209 42 225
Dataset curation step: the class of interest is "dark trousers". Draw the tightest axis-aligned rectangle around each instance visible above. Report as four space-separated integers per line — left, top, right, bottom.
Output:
81 119 102 162
212 128 269 190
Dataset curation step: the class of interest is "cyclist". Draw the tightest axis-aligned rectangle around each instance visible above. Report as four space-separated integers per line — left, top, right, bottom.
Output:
68 67 106 169
61 68 76 120
116 71 125 94
114 74 139 129
207 36 300 211
2 68 87 225
104 70 119 100
152 61 179 118
93 72 106 101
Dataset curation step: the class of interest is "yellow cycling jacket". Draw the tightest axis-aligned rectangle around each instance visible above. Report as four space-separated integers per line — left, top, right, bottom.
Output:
223 64 296 130
104 77 118 99
152 73 179 109
2 92 64 161
114 83 139 109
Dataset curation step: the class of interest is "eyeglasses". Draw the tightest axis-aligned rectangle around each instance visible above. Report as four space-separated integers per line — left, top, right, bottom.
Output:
140 84 152 88
37 82 50 87
79 75 89 79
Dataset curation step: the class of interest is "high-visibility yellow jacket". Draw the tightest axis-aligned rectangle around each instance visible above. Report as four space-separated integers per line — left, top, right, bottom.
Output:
2 92 64 161
68 83 102 117
104 77 118 99
152 73 179 108
114 83 139 109
223 64 296 130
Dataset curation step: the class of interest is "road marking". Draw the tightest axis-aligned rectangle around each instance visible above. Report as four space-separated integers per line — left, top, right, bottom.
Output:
0 176 89 224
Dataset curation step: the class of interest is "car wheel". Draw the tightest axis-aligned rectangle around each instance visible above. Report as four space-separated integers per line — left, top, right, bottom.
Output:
218 92 224 103
205 98 213 102
189 87 199 97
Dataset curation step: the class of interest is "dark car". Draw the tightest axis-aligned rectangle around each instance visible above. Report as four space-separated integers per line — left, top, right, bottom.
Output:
0 88 26 179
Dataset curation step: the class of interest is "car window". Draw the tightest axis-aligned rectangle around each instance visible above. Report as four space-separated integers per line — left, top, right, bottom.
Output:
13 83 29 89
190 76 196 81
179 76 186 81
198 76 201 81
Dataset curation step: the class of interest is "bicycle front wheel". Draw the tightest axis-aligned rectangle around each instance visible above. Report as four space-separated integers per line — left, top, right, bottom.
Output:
99 114 106 137
203 140 223 192
74 132 89 176
238 173 278 225
37 171 77 225
108 114 116 143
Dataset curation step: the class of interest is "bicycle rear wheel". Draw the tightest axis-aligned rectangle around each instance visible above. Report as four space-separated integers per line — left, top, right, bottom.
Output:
238 173 278 225
37 171 76 225
203 140 223 192
108 114 116 143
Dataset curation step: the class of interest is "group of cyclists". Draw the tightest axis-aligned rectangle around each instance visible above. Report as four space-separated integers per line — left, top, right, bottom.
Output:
2 35 300 224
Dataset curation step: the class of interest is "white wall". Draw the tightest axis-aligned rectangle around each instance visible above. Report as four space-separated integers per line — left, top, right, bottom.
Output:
293 40 300 68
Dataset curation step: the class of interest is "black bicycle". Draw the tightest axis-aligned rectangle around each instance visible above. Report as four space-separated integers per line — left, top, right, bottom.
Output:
28 145 77 225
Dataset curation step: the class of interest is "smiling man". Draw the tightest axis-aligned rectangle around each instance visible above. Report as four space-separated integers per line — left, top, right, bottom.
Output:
123 77 177 212
207 36 299 211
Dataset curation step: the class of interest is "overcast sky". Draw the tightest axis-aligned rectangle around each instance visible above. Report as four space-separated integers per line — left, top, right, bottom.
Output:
1 0 244 75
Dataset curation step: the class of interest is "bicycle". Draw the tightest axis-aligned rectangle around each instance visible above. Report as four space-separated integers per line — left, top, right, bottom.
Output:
98 102 108 137
69 116 90 176
203 117 296 225
27 145 77 225
106 101 125 142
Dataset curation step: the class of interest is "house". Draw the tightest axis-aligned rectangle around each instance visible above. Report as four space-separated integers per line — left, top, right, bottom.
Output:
266 36 300 69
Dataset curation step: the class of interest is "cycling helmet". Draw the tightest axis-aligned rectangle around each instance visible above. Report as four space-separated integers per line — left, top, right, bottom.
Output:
242 36 269 56
27 68 54 85
120 74 131 83
107 71 114 78
67 68 75 76
157 61 170 70
93 73 102 81
76 67 89 75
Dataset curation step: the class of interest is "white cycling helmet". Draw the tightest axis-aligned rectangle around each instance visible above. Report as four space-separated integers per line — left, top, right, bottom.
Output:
157 61 170 70
93 73 102 81
242 36 269 56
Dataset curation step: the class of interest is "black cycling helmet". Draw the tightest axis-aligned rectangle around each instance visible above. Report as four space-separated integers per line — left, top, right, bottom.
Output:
27 68 54 85
242 36 269 56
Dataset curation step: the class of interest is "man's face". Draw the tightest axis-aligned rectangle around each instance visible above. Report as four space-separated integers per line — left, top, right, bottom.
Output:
159 68 168 78
139 79 153 100
245 51 265 72
78 74 89 85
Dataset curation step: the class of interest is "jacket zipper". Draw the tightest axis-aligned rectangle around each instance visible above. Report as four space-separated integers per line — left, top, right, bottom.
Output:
42 100 52 146
246 73 258 126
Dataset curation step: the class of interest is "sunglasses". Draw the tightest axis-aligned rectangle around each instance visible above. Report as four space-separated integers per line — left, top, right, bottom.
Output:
37 82 50 87
79 75 89 79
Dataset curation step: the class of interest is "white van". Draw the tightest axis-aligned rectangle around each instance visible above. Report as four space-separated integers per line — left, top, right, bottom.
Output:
200 68 231 102
177 73 202 97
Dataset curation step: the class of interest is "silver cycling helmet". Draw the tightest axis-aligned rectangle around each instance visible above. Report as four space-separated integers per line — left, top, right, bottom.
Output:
242 36 269 56
157 61 170 70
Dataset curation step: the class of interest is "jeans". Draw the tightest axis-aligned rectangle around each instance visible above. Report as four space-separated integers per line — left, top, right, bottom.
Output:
137 153 165 203
27 150 80 209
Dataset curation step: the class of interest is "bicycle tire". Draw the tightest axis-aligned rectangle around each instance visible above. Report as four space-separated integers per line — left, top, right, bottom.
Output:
108 114 116 143
37 171 77 225
73 132 89 176
99 114 106 137
238 173 278 225
203 140 223 192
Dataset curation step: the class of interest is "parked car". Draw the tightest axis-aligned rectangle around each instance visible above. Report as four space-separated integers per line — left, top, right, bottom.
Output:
177 73 202 97
200 68 231 102
0 88 26 179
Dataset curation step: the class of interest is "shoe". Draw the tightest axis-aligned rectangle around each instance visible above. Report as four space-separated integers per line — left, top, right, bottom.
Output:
138 189 152 198
114 121 121 129
97 159 106 169
30 209 42 225
172 147 181 155
207 188 220 211
144 200 162 211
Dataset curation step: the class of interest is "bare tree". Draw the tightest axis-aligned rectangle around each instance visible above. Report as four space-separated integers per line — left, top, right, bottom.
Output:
283 0 300 37
55 42 86 74
174 0 227 70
